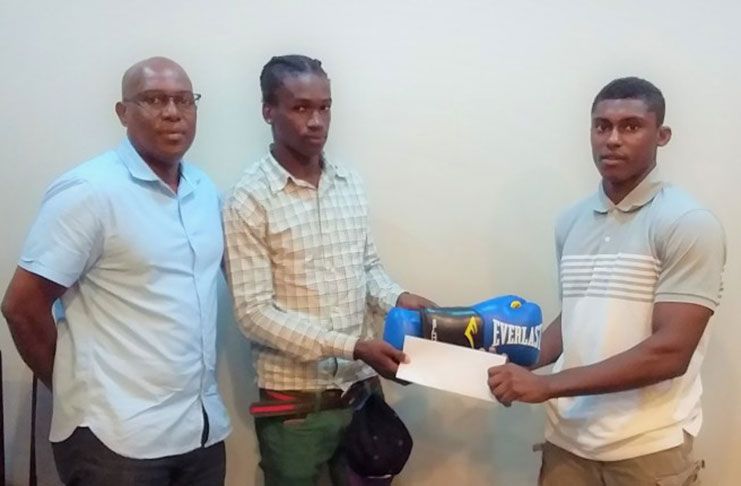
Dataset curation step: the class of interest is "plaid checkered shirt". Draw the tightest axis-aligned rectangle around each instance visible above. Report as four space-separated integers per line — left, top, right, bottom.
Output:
223 152 404 391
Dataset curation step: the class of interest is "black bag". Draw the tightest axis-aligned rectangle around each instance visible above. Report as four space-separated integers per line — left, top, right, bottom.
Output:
343 393 413 478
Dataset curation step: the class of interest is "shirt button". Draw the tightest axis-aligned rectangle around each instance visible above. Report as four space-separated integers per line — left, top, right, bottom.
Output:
604 236 611 242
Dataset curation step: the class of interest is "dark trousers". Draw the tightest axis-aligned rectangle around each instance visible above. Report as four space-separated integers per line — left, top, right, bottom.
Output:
51 427 225 486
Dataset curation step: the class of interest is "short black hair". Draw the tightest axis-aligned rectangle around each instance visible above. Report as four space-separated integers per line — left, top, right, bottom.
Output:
260 54 327 105
591 77 666 125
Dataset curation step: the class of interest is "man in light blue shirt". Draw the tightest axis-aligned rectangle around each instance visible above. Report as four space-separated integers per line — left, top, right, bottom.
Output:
1 57 230 485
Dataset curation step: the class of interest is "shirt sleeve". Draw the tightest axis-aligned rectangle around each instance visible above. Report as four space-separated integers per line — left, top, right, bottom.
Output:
364 230 404 312
19 175 104 287
654 209 726 310
223 194 358 362
554 209 573 302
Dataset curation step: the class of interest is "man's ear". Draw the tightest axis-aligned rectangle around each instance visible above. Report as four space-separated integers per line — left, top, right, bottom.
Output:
657 125 672 147
262 103 273 125
115 101 128 127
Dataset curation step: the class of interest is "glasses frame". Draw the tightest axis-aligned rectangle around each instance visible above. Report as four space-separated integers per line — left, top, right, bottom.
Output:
122 91 202 111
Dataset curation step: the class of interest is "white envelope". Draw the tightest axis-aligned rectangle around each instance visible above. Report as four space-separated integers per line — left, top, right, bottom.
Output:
396 336 506 402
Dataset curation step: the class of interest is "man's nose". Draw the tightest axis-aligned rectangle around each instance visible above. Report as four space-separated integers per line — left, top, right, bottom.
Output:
606 127 621 146
307 110 323 129
161 97 181 119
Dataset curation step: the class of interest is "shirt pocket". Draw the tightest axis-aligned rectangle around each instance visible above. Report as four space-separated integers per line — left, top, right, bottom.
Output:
326 204 367 272
267 202 324 271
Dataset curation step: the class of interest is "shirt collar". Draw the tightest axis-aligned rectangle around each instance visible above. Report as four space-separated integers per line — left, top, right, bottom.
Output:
592 167 664 214
263 148 348 194
116 137 201 191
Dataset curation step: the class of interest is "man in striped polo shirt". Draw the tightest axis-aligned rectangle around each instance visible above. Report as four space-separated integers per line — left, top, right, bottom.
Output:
487 77 726 485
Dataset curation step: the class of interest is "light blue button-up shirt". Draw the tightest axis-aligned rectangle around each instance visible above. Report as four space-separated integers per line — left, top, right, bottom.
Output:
19 139 230 459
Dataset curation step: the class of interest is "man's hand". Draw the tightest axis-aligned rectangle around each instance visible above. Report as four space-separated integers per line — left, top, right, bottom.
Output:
354 339 409 380
487 362 552 407
396 292 437 310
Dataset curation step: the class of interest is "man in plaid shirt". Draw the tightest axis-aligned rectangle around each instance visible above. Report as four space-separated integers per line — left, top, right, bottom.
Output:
223 55 435 485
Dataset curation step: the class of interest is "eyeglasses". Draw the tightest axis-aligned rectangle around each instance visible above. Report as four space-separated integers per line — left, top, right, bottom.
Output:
123 91 201 111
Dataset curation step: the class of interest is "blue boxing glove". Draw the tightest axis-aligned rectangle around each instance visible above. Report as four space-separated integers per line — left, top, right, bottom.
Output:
472 295 542 367
382 307 422 350
382 294 543 367
382 307 484 350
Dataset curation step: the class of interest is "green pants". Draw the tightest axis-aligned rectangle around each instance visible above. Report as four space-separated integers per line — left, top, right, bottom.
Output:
255 406 355 486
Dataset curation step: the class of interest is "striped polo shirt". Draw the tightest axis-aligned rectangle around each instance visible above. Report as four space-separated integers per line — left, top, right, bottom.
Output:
545 168 726 461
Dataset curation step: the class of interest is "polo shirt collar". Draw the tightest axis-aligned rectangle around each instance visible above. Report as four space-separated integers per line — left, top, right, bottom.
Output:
116 138 201 194
592 167 664 214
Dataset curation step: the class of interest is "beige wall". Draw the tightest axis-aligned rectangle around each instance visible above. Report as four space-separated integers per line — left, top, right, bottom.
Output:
1 1 739 484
